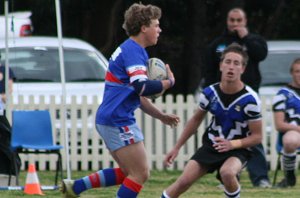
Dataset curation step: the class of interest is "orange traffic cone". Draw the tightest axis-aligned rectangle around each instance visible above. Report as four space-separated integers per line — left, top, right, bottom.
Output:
24 164 44 195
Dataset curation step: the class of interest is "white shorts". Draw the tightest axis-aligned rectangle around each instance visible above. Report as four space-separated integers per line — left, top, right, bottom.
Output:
96 123 144 151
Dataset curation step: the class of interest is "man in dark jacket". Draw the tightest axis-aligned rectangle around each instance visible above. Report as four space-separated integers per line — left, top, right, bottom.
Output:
202 8 270 187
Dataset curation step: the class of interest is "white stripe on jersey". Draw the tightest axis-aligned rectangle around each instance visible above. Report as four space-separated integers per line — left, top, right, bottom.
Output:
127 65 147 74
130 75 147 83
127 65 148 83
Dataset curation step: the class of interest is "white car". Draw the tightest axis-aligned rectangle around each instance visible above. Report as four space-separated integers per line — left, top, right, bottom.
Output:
0 11 33 38
259 40 300 95
0 36 108 104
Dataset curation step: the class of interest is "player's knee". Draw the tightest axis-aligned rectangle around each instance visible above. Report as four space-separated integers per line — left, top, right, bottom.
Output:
219 168 236 182
283 133 300 152
134 168 150 184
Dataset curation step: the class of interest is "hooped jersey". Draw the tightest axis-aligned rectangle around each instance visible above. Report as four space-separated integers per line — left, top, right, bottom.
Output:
272 86 300 126
199 83 262 146
96 38 149 127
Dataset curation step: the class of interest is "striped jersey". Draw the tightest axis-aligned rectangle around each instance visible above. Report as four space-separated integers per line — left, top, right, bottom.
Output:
96 39 149 126
272 85 300 125
199 83 262 146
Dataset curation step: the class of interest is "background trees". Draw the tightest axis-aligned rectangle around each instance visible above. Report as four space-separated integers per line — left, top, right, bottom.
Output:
1 0 300 95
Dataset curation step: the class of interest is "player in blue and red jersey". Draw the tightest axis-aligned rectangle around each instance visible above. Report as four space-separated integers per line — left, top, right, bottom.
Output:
61 3 179 198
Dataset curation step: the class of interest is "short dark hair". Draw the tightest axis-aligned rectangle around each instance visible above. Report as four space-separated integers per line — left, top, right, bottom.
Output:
290 58 300 72
228 8 247 19
122 3 161 36
220 43 249 66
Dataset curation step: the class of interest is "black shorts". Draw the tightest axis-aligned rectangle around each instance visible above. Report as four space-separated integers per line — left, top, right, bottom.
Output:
191 144 252 173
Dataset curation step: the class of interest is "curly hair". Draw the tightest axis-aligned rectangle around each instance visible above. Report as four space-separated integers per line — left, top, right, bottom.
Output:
122 3 161 36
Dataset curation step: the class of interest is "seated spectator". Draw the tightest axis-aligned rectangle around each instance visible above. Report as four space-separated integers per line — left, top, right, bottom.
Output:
272 58 300 188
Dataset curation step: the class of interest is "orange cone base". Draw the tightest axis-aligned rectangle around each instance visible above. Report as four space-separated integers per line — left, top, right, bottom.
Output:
24 183 44 195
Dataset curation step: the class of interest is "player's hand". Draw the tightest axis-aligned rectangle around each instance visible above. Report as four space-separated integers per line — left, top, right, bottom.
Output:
213 137 232 152
164 148 179 167
234 27 248 38
165 64 175 87
161 113 180 128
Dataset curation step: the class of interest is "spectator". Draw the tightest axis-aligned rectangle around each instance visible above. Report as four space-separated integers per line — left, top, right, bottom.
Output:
161 43 263 198
61 3 179 198
272 58 300 188
0 53 15 132
202 7 270 188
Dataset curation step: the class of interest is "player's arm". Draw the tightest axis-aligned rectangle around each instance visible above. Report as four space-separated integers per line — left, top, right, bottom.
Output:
273 111 300 133
140 96 179 127
164 108 206 166
240 119 262 148
174 108 206 149
132 63 174 96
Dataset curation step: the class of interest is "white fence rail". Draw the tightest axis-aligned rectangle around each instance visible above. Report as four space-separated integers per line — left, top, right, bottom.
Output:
7 94 297 171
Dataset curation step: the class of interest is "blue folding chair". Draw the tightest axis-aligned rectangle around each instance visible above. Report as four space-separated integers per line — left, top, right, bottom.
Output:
272 132 300 186
11 110 63 186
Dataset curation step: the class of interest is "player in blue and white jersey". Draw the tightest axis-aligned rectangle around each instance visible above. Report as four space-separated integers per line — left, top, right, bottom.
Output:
272 58 300 188
161 43 262 198
61 3 179 198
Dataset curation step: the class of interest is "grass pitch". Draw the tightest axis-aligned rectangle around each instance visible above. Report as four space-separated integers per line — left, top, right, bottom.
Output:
0 170 299 197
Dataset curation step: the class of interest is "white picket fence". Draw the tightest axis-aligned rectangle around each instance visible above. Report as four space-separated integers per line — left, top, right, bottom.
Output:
6 94 296 172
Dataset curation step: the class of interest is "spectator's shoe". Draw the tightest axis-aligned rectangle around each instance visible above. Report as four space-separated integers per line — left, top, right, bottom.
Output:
257 179 271 188
275 178 296 188
61 179 79 198
286 170 296 186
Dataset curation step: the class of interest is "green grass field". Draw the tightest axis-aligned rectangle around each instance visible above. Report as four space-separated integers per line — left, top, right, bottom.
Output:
1 170 299 197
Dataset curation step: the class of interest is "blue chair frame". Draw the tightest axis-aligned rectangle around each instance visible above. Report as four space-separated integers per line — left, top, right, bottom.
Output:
11 110 63 186
272 132 300 186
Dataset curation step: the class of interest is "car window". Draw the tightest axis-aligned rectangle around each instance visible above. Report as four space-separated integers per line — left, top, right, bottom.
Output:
0 47 106 82
259 51 300 86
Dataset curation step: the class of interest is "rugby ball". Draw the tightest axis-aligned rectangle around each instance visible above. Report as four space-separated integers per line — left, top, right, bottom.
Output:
147 58 168 81
146 58 168 99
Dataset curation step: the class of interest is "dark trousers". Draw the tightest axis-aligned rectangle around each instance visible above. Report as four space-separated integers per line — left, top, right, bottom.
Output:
247 143 270 185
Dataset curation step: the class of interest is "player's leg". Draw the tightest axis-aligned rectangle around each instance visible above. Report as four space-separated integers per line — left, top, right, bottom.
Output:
219 157 242 198
277 130 300 187
68 165 126 196
61 123 145 197
113 141 149 197
161 160 207 198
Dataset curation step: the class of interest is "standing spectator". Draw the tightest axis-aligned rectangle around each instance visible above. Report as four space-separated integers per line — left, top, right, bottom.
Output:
161 43 262 198
61 3 179 198
202 8 270 188
272 58 300 188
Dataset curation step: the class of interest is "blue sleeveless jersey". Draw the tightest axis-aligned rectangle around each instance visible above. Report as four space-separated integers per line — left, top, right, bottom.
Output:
96 39 149 126
198 83 262 145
